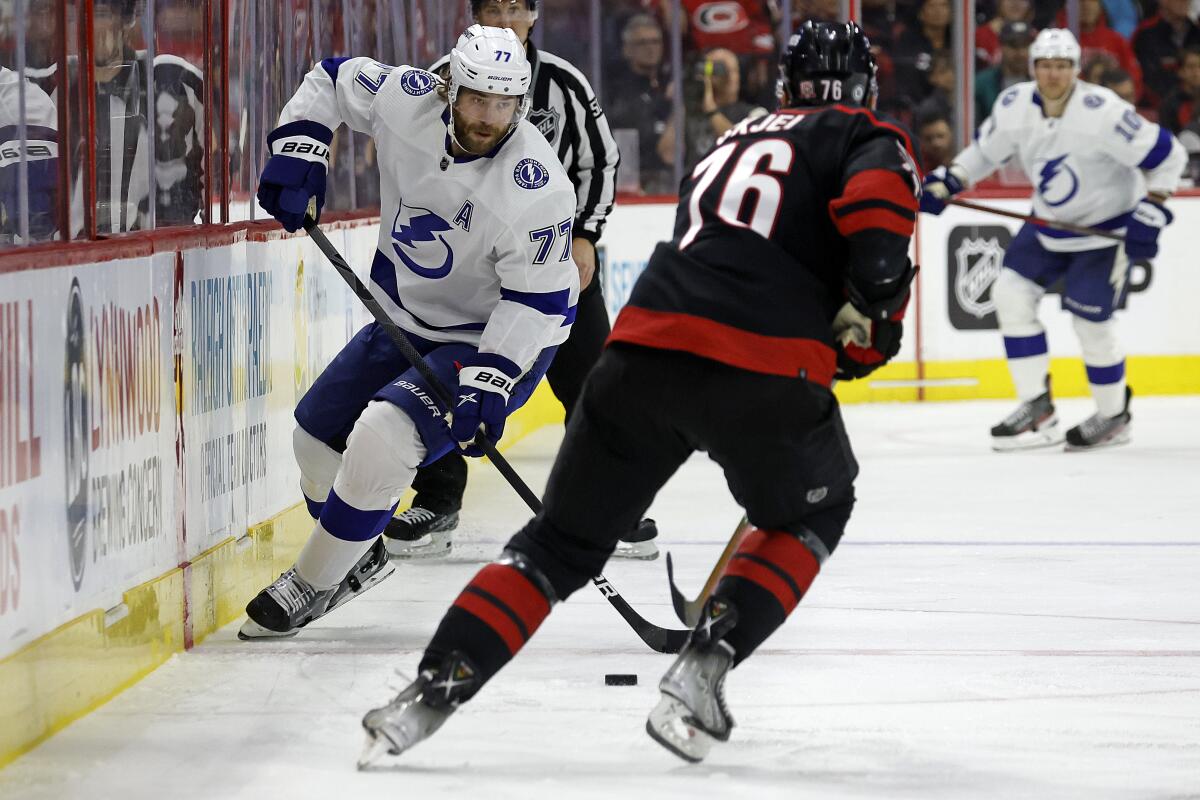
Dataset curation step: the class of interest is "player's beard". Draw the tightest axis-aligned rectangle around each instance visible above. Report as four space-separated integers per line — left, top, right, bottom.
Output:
456 117 509 155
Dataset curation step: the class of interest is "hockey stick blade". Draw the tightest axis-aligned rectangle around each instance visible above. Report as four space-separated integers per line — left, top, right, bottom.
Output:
665 517 753 627
665 553 700 628
594 576 690 653
302 214 690 654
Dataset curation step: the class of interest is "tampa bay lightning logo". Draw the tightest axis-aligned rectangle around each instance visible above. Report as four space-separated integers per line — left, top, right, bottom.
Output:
514 158 550 190
392 202 455 278
399 69 435 96
1036 155 1080 207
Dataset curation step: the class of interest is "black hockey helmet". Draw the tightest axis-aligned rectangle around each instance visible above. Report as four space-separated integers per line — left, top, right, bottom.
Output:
778 20 878 109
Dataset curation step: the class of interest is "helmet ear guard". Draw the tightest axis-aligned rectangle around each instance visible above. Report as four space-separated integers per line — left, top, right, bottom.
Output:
778 21 878 110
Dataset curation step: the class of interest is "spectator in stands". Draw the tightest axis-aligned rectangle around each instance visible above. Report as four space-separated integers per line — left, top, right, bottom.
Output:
1099 66 1139 103
1073 0 1144 99
893 0 953 115
1134 0 1200 105
976 0 1034 68
916 111 956 173
1160 45 1200 131
657 47 767 173
607 13 675 194
1037 0 1142 38
85 0 204 233
976 21 1034 119
914 51 956 123
1083 51 1121 84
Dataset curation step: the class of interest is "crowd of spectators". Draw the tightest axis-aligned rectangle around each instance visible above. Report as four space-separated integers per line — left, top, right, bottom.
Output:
600 0 1200 194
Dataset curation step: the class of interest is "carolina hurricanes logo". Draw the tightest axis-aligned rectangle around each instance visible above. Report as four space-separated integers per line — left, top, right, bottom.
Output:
694 2 749 33
391 202 455 279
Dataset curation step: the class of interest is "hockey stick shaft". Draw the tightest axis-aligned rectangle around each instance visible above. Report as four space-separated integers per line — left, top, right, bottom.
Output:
302 216 689 654
948 198 1125 242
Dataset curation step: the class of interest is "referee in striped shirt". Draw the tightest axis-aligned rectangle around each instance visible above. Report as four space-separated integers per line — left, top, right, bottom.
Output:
386 0 659 560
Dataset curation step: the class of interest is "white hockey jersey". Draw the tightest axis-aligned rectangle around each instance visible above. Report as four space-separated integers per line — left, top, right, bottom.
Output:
955 80 1187 252
274 58 579 374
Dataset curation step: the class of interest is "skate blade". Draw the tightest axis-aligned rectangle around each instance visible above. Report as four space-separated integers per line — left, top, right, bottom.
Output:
645 695 715 763
357 730 399 770
237 618 299 641
991 426 1065 452
384 530 453 561
611 541 660 561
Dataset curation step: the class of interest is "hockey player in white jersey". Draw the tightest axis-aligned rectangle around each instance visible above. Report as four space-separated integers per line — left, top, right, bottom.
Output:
921 29 1186 451
238 25 579 639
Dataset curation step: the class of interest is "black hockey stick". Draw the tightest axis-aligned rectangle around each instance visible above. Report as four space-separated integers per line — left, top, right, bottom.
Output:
666 516 752 626
302 215 690 654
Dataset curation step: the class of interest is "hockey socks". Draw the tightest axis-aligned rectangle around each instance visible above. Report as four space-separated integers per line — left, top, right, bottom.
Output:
713 526 822 662
420 551 556 696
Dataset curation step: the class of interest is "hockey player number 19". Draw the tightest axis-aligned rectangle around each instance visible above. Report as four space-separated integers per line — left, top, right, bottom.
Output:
680 139 794 250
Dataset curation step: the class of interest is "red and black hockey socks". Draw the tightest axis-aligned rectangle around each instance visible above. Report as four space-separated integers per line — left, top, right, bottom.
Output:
419 553 556 694
713 526 822 662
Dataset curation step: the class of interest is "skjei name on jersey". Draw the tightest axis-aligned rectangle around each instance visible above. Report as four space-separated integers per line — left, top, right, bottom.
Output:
274 57 579 373
956 80 1185 252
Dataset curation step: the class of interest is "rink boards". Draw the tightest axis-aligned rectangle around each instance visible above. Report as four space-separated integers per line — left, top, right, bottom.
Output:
2 193 1199 766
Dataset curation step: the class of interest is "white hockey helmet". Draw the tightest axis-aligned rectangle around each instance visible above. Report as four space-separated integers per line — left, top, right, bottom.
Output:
446 24 532 152
1029 28 1081 72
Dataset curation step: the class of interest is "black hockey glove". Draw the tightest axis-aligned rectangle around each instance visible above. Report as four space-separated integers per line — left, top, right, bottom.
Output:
834 312 904 380
833 262 917 381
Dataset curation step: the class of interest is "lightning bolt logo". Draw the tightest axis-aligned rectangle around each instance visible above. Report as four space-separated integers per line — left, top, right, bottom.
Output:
1036 155 1079 208
391 202 455 279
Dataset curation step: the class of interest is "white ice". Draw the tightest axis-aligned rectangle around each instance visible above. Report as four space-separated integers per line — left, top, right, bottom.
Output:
3 397 1199 800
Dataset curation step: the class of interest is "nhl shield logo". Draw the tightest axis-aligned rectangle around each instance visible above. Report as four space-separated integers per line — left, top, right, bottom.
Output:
527 107 561 143
946 225 1012 330
955 237 1005 319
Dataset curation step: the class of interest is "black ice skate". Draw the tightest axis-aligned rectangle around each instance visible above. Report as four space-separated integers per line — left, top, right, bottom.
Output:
646 596 738 763
612 518 660 560
990 378 1063 451
1066 387 1132 451
383 506 459 559
358 652 479 769
238 539 395 640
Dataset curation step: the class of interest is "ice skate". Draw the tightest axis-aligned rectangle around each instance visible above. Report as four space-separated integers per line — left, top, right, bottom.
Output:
239 539 394 640
612 518 660 561
383 506 459 559
358 652 479 769
1066 387 1132 451
238 568 337 640
990 379 1062 451
646 596 738 763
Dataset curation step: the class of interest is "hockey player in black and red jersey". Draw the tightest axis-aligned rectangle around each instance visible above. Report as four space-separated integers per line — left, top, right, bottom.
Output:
358 21 921 767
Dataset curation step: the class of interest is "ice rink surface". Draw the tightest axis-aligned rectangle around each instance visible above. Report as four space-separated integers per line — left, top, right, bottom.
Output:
3 397 1199 800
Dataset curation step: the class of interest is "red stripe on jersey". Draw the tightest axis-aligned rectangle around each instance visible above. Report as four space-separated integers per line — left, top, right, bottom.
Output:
833 169 919 214
453 591 524 655
608 307 837 385
469 563 551 635
833 207 915 237
828 105 920 168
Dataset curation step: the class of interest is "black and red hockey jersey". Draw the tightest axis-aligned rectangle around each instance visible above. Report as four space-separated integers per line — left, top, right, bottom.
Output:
608 104 920 387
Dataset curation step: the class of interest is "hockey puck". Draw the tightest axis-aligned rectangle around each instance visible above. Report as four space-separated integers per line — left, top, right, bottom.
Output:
604 673 638 686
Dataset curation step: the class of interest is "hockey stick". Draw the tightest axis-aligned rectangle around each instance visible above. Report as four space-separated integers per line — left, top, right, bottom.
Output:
948 198 1125 242
302 215 690 654
665 516 753 626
